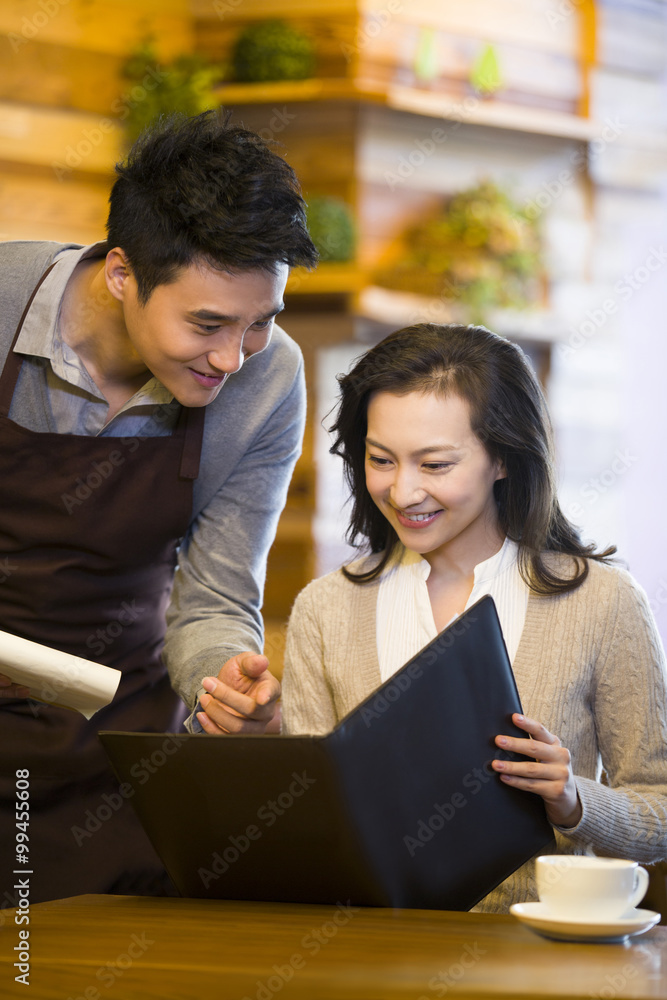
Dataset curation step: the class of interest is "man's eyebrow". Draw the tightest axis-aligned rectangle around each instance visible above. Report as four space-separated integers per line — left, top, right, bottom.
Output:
188 303 285 322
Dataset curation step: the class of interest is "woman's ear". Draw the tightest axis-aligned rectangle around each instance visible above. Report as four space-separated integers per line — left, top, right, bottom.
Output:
494 459 507 482
105 247 131 303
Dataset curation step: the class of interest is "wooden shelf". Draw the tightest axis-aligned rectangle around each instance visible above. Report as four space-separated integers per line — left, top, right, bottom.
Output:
284 277 566 347
355 285 568 344
215 78 605 143
216 78 382 105
217 78 667 151
381 84 599 142
286 262 366 295
4 80 660 180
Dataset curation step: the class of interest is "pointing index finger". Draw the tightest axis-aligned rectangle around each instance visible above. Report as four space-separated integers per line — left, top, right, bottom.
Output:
201 675 273 719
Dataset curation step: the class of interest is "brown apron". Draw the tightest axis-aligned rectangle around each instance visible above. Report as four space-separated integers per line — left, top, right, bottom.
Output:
0 266 205 905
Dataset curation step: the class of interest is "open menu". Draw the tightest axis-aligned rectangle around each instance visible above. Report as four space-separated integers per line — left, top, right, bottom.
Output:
101 596 555 910
0 628 121 719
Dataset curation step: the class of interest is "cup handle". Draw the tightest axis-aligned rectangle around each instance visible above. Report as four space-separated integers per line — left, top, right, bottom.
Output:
630 866 650 910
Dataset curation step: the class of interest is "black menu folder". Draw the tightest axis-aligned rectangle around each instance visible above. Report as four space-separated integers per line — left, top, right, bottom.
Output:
100 595 554 910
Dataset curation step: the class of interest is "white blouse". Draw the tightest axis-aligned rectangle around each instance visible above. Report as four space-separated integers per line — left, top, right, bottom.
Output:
376 538 529 681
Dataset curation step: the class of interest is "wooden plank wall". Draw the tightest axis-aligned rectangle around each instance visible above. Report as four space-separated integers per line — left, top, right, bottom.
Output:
0 0 194 243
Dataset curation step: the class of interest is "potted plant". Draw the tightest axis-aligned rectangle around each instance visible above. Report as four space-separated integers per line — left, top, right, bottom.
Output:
375 180 542 322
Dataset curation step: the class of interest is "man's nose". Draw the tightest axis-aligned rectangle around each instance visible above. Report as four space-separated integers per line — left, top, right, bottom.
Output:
207 334 245 375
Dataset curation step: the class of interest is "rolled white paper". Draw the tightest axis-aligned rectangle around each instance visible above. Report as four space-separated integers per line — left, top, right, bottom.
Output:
0 629 121 720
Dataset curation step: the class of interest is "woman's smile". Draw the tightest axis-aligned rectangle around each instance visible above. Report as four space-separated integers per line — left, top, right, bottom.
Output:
392 506 443 528
365 390 506 570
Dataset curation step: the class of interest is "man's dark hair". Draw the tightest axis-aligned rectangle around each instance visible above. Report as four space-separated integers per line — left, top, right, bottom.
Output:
331 322 616 595
106 110 318 303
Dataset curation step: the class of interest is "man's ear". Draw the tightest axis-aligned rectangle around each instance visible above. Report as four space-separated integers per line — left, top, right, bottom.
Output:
105 247 131 303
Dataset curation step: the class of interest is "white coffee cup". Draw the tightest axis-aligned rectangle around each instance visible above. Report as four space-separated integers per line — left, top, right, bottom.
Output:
535 855 649 921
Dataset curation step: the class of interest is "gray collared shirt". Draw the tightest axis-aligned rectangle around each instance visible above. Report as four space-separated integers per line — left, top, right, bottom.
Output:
2 240 306 729
12 242 179 438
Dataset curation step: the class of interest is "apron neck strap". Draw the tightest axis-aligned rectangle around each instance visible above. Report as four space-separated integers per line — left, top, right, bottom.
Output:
177 403 205 480
0 262 58 417
0 261 206 482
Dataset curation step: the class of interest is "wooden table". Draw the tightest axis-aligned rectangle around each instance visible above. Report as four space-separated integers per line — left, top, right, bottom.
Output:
1 894 666 999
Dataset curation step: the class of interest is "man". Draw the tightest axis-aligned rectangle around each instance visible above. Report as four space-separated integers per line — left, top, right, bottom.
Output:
0 111 318 903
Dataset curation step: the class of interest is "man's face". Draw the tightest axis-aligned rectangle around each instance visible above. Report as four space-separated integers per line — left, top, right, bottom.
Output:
112 255 288 407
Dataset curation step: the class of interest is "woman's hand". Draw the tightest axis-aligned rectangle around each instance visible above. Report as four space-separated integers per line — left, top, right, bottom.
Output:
492 713 582 828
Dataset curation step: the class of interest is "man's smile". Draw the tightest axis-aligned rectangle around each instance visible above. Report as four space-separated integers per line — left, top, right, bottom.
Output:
188 367 226 388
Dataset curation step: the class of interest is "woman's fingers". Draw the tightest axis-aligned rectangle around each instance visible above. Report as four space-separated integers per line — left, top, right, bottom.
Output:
492 757 570 785
510 712 560 744
495 733 570 764
492 712 582 827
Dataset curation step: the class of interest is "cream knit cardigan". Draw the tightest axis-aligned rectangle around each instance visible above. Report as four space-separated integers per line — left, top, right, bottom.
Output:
282 556 667 912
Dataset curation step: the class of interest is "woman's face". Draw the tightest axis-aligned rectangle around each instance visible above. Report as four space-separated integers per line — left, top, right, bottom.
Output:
364 390 506 569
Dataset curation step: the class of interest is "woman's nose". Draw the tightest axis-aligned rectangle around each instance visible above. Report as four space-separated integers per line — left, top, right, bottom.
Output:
389 469 426 509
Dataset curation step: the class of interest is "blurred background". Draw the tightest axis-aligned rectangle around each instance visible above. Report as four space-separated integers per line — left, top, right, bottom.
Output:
1 0 666 670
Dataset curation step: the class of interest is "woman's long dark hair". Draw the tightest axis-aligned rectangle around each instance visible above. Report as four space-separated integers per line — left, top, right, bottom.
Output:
330 323 615 595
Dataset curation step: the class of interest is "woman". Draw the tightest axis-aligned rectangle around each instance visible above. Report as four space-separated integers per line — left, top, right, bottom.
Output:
282 322 667 912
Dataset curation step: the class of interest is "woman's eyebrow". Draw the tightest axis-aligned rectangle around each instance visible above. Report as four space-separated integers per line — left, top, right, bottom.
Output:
365 437 459 456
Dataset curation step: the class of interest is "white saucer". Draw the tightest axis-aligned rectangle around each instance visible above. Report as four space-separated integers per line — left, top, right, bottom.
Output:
510 902 661 943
